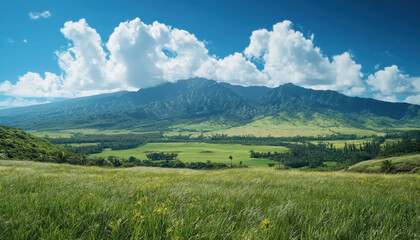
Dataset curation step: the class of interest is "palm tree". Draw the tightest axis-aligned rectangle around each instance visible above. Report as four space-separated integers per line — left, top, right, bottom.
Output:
381 160 395 173
56 151 66 163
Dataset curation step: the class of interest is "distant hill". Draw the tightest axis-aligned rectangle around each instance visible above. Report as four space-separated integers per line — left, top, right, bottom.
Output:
0 78 419 131
0 126 70 161
347 154 420 174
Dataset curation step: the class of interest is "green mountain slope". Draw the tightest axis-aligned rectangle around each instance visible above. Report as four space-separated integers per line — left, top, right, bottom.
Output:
259 83 420 119
0 78 419 132
0 126 71 160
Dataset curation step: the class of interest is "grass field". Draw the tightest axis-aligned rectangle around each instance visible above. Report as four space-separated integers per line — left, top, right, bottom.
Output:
348 154 420 173
60 143 101 147
204 116 384 137
309 139 370 148
27 129 152 139
90 142 286 167
27 130 75 138
0 160 418 239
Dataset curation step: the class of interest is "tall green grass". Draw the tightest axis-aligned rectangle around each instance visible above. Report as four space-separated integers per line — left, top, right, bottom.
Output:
0 160 419 239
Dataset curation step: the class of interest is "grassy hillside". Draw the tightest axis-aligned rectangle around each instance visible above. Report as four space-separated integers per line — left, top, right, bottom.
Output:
0 160 418 239
0 126 70 161
90 142 286 167
205 115 385 137
348 154 420 173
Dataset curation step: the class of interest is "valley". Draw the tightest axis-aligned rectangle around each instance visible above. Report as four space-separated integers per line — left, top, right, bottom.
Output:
3 2 420 238
1 79 420 239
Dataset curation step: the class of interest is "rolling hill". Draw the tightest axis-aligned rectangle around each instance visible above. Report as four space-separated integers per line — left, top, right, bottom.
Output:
347 154 420 173
0 126 71 161
0 78 419 132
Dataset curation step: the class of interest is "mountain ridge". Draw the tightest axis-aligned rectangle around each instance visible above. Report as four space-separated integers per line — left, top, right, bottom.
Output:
0 78 419 131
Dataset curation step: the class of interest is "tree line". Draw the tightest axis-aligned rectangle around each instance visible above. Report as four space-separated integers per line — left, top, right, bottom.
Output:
50 133 162 154
250 131 420 169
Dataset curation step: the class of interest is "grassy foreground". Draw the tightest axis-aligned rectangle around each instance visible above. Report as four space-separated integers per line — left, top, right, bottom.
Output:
0 161 419 239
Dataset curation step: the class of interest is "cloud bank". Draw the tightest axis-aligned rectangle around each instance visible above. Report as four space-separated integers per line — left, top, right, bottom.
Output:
0 97 50 110
367 65 420 104
1 18 420 106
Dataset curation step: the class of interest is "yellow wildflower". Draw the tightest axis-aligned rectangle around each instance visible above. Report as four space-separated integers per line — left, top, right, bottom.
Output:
136 196 148 206
260 218 270 228
132 211 145 221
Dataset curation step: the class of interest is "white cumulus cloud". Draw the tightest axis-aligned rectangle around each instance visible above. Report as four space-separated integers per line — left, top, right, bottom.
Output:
0 97 50 109
195 53 268 86
367 65 420 104
367 65 420 95
29 11 51 20
244 21 364 95
405 95 420 105
3 17 420 106
57 19 122 92
0 72 69 98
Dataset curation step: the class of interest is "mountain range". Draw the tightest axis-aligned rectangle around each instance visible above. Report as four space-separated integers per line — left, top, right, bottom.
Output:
0 78 419 132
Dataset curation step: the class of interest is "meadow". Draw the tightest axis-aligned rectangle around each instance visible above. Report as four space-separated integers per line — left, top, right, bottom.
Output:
0 160 418 239
90 142 287 167
27 129 143 139
200 115 385 137
309 139 371 148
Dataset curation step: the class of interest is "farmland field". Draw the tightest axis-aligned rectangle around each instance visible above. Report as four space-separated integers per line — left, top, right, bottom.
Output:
0 160 418 239
90 142 287 167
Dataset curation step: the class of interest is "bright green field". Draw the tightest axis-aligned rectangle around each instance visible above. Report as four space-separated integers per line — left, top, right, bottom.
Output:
90 142 286 167
348 154 420 173
0 160 418 239
63 143 100 147
310 139 372 148
28 129 152 138
203 116 384 137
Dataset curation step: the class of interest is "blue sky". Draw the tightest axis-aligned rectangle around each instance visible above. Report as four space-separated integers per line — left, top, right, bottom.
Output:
1 0 420 108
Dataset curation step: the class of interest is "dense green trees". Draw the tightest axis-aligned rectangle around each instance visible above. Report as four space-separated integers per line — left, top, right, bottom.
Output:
251 131 420 169
146 152 178 160
0 126 73 162
125 156 229 169
52 133 162 154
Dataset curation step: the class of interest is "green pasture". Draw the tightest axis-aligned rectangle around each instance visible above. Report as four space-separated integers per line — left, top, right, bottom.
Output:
204 116 384 137
63 143 101 147
28 129 153 139
90 142 287 167
310 139 372 148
